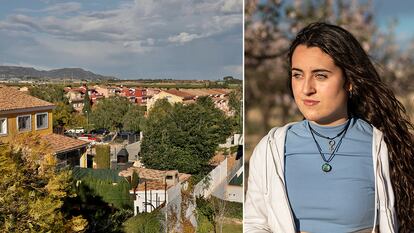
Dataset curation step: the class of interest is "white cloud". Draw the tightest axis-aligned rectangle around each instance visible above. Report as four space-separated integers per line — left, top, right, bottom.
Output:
220 0 242 13
1 62 53 71
16 2 82 15
168 32 201 44
1 0 241 46
44 2 82 14
0 0 242 79
146 38 155 46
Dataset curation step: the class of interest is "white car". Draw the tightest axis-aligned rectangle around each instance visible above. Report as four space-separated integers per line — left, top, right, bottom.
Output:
66 127 85 134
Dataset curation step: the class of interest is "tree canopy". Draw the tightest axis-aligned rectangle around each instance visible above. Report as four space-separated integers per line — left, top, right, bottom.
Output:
29 84 67 104
0 133 87 232
122 105 145 133
228 88 242 134
140 97 232 174
89 96 144 132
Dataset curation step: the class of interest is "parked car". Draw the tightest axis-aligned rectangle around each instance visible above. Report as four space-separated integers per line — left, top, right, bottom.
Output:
81 133 101 142
65 127 85 134
90 128 110 135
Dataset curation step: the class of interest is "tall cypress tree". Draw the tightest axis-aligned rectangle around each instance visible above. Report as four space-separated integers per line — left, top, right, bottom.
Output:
83 86 92 116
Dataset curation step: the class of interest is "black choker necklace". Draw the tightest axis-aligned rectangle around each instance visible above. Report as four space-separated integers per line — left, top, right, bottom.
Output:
309 122 348 152
308 120 351 172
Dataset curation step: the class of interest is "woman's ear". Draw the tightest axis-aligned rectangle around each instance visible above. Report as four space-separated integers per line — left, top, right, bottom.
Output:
348 82 353 99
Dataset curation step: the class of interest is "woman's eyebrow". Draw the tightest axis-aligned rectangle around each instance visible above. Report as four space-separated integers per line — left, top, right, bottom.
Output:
291 67 303 72
291 68 332 73
311 68 332 73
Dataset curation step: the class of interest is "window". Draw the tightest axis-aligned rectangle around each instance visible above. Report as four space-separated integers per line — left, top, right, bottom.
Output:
17 115 31 132
35 112 48 130
0 118 7 135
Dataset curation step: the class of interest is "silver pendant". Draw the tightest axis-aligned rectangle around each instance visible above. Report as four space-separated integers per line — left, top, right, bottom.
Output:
328 140 335 152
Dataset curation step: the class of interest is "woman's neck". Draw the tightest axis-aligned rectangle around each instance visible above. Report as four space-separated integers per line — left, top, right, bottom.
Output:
309 116 349 127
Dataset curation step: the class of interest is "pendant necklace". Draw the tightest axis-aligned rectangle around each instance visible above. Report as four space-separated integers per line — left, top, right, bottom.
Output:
309 123 348 152
308 119 351 172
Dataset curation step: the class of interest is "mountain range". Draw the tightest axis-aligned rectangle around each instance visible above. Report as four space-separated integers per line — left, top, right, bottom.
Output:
0 66 116 80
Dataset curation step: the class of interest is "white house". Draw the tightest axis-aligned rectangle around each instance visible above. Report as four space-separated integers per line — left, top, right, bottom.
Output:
118 167 191 216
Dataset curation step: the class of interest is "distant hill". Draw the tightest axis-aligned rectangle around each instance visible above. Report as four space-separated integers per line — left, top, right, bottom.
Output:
0 66 116 80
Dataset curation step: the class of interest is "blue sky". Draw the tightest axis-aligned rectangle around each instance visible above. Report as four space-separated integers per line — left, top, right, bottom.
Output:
0 1 411 80
0 0 242 80
280 0 414 49
374 0 414 45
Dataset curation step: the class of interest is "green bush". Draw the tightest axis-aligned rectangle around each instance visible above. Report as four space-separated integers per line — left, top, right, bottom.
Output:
95 144 110 169
123 211 164 233
225 201 243 219
73 167 133 209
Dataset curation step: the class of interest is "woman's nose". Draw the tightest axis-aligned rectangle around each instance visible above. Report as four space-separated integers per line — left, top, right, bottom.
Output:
302 76 316 95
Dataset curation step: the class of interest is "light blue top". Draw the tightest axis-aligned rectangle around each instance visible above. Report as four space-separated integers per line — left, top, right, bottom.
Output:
284 118 375 233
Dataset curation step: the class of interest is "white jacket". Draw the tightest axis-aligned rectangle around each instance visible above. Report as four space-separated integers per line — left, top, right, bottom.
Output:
244 123 398 233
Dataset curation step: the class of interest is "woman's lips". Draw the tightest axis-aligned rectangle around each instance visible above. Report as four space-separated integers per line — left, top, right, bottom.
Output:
303 99 320 106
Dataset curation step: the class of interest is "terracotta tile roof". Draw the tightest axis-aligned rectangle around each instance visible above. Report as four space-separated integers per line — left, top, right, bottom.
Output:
119 167 175 180
41 133 89 154
184 89 231 96
178 173 191 182
136 180 170 191
65 87 86 94
178 89 207 96
0 85 55 112
209 152 226 166
163 89 194 99
208 152 238 171
119 167 191 183
210 89 231 95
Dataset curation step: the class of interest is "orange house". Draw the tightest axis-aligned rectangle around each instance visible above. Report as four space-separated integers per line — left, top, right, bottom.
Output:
0 85 89 168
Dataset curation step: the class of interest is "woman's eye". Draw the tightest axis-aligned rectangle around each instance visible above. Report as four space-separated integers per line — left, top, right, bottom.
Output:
315 73 327 79
292 73 302 79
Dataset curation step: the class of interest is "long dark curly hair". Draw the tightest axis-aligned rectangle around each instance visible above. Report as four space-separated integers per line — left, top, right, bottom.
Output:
287 22 414 232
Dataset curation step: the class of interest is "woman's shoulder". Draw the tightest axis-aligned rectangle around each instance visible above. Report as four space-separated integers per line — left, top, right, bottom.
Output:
352 117 374 136
251 121 301 156
265 121 302 139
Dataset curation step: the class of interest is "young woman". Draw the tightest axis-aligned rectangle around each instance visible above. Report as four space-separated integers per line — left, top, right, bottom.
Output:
245 22 414 233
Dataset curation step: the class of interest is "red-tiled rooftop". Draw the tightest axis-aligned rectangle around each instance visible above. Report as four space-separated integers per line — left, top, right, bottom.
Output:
163 89 194 99
41 133 89 154
181 89 231 97
64 87 86 94
136 180 171 191
209 152 238 173
119 167 191 183
0 85 55 112
209 152 226 166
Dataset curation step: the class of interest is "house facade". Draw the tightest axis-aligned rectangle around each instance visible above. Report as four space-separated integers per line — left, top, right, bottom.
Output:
118 167 191 216
0 85 89 168
146 89 195 111
0 86 54 141
64 87 85 112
